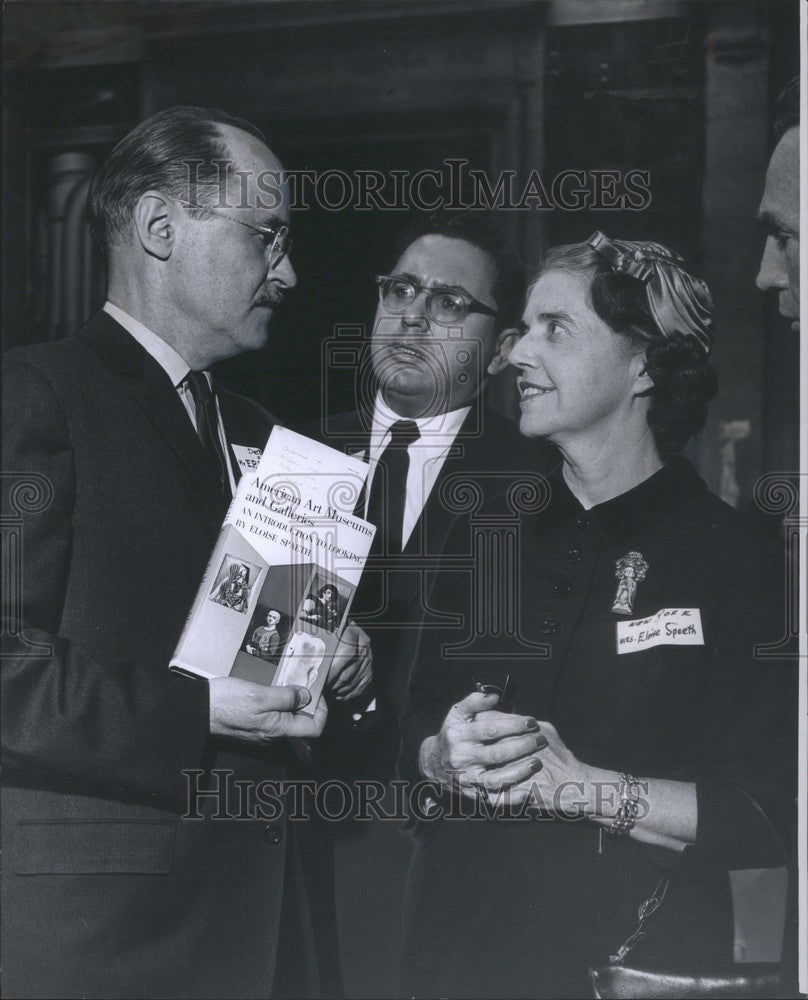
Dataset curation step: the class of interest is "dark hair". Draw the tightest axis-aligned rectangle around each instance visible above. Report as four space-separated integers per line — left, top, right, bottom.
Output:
539 242 718 459
389 209 526 328
774 76 799 142
88 105 267 257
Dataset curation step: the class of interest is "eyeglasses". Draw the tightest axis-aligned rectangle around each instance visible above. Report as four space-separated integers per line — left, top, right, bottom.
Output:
375 274 506 327
174 199 292 267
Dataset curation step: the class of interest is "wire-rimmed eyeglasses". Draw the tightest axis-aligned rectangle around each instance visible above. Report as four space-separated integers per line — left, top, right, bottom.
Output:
174 198 291 267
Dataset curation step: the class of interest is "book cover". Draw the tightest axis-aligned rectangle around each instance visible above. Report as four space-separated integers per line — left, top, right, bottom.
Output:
170 427 375 716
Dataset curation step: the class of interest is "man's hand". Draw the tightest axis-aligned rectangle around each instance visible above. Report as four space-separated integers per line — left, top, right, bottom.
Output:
419 691 546 798
209 677 327 741
326 622 372 701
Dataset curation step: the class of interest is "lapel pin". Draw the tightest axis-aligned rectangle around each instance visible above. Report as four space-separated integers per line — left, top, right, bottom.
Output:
612 551 649 615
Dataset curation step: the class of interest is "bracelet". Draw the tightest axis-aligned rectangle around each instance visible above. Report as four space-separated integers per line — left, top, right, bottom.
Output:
608 773 642 837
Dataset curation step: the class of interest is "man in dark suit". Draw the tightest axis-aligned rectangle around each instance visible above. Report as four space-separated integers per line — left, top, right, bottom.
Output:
754 75 800 995
301 211 554 997
2 105 368 999
319 211 553 759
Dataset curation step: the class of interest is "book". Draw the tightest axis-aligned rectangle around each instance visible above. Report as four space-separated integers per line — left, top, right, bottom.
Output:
170 427 375 716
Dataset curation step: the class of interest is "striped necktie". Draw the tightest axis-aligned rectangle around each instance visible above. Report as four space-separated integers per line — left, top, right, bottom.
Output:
185 370 230 497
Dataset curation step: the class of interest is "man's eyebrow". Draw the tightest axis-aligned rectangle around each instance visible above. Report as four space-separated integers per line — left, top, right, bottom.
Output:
255 213 286 229
396 271 474 296
757 208 791 232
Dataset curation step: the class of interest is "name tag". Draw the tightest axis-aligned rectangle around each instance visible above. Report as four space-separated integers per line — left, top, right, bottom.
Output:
232 444 262 474
616 608 704 654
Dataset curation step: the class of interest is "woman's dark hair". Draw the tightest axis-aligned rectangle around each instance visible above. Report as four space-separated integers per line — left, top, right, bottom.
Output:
88 105 267 258
538 242 718 459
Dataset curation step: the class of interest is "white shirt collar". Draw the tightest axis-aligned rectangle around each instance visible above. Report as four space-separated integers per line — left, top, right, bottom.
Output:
370 392 471 447
103 301 192 388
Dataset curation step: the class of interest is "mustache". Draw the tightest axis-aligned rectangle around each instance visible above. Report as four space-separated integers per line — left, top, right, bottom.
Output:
255 286 287 308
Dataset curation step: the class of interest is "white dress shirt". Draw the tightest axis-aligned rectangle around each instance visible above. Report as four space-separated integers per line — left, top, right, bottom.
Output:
364 393 471 549
103 301 237 494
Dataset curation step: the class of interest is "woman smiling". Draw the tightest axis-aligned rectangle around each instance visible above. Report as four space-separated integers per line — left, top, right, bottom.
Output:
399 234 795 999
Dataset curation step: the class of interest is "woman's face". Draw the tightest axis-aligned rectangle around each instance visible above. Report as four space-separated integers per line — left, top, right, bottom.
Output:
508 269 645 445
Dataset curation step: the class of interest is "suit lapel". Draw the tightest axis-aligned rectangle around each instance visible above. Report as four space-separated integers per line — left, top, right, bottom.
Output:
404 406 479 556
217 385 277 488
218 388 278 447
351 442 371 517
78 313 227 521
330 408 373 459
320 410 372 514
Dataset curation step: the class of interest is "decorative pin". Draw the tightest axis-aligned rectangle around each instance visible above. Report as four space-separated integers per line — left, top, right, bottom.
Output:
612 551 649 615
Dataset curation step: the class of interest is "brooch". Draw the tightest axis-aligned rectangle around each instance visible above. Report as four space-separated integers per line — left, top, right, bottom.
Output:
611 551 649 615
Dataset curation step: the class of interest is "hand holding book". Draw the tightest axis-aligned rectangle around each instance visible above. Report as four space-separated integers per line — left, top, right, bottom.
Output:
327 622 372 702
209 676 328 741
171 428 378 732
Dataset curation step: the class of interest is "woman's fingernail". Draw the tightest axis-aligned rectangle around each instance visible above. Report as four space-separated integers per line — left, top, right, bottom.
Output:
529 758 543 773
526 719 540 731
535 735 548 750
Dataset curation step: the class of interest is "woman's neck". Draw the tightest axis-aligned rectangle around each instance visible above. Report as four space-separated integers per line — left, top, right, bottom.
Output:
556 426 663 510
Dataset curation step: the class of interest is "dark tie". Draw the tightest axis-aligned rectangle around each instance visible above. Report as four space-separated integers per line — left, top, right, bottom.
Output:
185 370 231 497
365 419 420 555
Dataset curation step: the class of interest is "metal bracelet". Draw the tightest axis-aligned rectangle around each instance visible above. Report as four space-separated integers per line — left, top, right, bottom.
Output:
608 772 641 837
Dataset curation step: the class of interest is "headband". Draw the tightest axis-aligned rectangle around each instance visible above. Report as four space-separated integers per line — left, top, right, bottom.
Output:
586 231 714 355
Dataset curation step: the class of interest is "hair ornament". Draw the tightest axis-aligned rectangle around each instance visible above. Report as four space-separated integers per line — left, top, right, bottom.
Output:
586 231 714 355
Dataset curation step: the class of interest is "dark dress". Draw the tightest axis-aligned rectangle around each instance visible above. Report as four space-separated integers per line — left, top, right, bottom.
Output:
399 458 795 999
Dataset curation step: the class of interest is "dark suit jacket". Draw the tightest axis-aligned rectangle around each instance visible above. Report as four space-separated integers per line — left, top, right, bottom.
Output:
1 312 311 999
301 403 556 773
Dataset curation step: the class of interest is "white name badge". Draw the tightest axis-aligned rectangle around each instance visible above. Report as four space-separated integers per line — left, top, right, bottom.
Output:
231 444 262 475
616 608 704 654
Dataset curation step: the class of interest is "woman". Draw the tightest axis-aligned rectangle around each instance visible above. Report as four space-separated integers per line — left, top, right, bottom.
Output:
301 584 341 632
399 233 794 999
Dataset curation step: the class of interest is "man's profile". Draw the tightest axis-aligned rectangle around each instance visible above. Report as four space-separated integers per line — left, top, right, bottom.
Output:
756 76 800 333
1 104 369 999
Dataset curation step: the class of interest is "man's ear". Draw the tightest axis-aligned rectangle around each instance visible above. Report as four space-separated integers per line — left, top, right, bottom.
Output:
133 191 176 260
487 327 521 375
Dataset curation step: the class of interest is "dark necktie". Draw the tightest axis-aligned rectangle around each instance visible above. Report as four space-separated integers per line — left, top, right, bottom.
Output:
185 370 231 497
365 419 420 555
